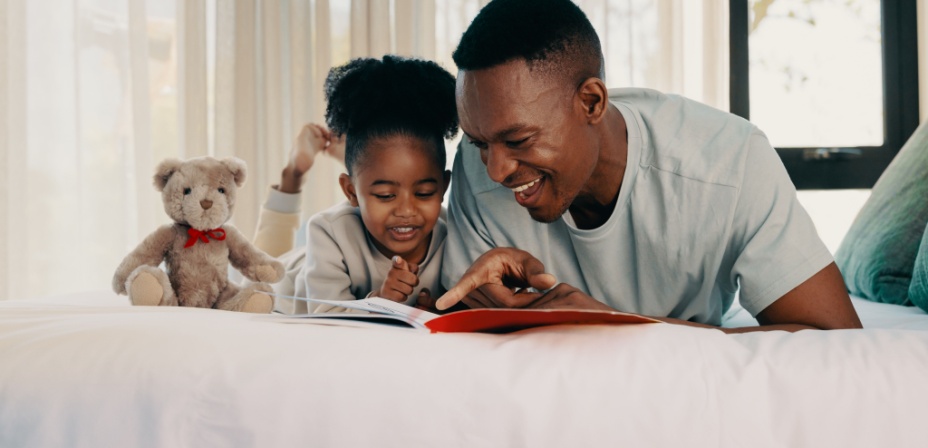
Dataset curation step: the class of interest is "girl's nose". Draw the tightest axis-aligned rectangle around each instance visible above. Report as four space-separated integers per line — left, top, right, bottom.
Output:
394 195 415 217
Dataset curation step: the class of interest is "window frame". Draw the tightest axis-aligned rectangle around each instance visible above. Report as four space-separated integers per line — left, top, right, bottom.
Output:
729 0 920 189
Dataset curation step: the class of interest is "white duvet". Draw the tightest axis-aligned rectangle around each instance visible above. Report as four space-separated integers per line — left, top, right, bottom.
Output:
1 291 927 448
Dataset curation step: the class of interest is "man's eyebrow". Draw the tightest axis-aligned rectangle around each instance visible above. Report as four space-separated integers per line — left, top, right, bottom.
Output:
493 124 531 139
464 124 533 142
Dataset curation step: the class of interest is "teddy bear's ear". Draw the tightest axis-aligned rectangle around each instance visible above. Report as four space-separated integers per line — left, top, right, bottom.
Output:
153 159 183 192
221 157 247 187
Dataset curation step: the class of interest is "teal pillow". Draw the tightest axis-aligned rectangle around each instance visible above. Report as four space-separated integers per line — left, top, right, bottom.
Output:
909 224 928 311
835 122 928 306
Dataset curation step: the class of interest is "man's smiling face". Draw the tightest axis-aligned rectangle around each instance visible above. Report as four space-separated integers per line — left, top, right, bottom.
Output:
456 59 599 223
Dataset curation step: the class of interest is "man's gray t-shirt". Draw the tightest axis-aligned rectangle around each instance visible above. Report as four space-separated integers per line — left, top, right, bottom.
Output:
441 88 833 325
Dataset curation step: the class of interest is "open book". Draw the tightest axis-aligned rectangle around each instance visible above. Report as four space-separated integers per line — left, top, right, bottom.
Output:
259 295 661 334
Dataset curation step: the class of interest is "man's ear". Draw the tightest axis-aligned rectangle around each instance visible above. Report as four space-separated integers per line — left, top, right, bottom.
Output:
153 159 183 192
576 77 608 125
441 170 452 195
221 157 248 187
338 173 359 207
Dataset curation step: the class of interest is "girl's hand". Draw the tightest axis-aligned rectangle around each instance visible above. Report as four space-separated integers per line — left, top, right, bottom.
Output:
279 123 330 193
324 132 346 165
414 289 438 311
375 256 420 303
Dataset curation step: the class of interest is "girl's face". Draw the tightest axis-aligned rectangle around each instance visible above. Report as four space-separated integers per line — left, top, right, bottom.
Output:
339 134 450 264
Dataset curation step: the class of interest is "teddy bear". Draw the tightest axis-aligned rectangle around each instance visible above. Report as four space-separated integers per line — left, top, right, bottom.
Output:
112 156 285 313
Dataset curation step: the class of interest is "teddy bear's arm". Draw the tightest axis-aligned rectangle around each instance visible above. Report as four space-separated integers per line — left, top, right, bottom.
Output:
111 225 176 294
224 225 285 283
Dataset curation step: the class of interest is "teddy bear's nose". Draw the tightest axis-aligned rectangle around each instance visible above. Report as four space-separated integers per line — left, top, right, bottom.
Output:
200 199 213 210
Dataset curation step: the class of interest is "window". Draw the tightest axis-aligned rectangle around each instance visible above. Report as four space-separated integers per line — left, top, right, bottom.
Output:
729 0 920 189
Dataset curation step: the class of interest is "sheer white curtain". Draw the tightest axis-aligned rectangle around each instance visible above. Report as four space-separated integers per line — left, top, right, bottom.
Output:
0 0 727 300
581 0 729 108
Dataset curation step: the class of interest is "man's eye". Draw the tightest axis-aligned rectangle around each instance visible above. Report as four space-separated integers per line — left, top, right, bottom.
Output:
506 138 528 148
183 188 192 195
469 139 487 150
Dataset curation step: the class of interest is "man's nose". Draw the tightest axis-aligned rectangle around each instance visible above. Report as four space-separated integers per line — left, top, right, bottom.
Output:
484 145 517 184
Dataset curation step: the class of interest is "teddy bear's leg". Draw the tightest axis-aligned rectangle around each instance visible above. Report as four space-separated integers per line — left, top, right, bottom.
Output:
239 284 274 313
215 283 273 314
125 266 177 307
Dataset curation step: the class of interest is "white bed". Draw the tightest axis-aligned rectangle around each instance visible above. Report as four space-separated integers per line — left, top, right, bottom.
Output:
1 291 927 448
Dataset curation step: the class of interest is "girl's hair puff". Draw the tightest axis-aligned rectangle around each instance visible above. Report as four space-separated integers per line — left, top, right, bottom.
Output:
324 55 458 175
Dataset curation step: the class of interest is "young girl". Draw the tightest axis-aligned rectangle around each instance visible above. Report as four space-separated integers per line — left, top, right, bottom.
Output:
254 55 457 313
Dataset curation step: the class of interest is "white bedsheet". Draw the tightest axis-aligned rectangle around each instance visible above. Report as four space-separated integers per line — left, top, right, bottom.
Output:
1 291 927 448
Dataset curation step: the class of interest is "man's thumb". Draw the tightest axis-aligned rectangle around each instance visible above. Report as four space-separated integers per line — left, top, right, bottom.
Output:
520 255 556 290
530 273 557 291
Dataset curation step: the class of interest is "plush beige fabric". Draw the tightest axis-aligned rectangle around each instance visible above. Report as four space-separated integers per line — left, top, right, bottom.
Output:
113 157 284 313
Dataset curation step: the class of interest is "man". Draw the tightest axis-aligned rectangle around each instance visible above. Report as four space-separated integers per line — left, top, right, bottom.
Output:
436 0 862 332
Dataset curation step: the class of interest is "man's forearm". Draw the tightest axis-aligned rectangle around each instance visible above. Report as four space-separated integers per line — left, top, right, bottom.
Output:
654 316 819 334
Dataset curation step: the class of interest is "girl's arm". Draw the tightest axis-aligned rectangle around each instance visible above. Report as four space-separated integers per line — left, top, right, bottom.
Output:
254 123 342 257
254 189 303 258
278 123 342 194
301 214 359 313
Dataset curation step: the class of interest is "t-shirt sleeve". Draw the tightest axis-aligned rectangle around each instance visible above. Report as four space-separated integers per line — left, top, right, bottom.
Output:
728 131 834 316
301 214 358 313
253 186 302 258
441 147 497 290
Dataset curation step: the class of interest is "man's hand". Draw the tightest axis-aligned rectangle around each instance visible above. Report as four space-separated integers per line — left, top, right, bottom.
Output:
375 256 420 303
529 283 617 311
436 248 557 310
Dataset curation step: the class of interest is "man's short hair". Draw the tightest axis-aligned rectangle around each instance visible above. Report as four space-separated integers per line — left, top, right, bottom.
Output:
452 0 604 86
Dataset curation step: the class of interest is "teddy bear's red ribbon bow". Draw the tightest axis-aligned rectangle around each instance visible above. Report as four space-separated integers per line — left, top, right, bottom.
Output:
184 227 227 248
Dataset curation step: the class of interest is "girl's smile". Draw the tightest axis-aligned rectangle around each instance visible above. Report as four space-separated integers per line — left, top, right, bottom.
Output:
339 134 450 264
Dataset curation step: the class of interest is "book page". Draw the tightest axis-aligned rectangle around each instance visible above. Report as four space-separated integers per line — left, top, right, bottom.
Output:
305 297 438 327
255 312 424 331
264 292 660 333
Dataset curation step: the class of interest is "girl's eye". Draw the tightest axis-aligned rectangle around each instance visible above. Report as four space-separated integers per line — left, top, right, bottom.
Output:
416 191 437 198
218 187 225 194
373 194 394 200
183 188 192 195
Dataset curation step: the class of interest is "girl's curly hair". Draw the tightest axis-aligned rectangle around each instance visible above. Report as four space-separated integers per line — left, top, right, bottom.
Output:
324 55 458 175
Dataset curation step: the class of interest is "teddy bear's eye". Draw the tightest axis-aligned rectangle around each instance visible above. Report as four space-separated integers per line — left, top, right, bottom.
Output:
183 188 191 195
218 187 225 194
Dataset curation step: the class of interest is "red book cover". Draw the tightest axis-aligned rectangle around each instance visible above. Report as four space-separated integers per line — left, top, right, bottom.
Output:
261 296 662 334
424 308 661 333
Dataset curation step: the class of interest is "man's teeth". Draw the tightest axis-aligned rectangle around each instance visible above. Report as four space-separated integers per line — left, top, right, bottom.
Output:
512 178 539 193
